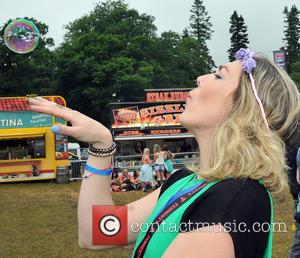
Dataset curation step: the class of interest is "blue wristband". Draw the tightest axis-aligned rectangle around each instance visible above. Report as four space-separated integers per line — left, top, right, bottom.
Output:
85 164 113 176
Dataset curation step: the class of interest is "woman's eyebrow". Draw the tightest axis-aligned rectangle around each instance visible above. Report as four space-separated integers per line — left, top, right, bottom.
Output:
219 65 230 73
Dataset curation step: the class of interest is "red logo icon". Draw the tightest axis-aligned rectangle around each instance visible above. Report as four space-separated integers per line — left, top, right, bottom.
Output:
92 205 128 245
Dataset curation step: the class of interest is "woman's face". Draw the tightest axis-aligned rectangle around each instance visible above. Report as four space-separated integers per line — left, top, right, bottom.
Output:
179 61 243 131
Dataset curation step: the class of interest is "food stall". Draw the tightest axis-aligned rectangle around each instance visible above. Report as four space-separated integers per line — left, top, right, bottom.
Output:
110 88 199 173
0 96 70 183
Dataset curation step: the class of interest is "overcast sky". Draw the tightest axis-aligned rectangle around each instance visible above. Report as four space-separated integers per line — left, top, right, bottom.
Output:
0 0 298 65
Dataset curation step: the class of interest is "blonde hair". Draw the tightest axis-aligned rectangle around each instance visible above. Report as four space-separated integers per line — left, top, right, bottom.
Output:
142 148 150 162
189 55 300 194
153 144 161 153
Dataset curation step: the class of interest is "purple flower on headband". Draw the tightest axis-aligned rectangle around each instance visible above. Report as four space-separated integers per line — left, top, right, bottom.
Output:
234 48 256 74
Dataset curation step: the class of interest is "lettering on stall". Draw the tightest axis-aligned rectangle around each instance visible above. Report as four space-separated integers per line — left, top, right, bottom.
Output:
116 129 184 137
117 130 144 136
140 104 185 125
140 104 185 118
0 119 23 127
146 91 189 102
150 129 181 135
30 114 49 124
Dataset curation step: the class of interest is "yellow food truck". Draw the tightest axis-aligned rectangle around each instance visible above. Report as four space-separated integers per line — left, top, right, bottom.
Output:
0 96 70 183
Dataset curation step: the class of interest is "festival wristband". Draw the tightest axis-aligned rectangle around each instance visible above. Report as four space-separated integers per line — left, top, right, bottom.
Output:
84 164 113 176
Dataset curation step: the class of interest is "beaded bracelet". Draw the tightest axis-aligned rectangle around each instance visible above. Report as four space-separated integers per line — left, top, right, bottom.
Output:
88 142 117 157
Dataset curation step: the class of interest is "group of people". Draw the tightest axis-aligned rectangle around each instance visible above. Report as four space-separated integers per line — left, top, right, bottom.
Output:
110 169 141 192
111 144 175 192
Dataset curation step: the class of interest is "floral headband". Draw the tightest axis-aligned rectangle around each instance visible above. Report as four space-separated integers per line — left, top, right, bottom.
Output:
234 48 269 130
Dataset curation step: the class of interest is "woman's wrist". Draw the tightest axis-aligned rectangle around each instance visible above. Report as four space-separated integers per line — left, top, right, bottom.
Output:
91 129 113 148
92 139 113 149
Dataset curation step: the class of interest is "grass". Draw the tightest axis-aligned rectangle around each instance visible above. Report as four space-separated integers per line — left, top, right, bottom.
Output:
0 180 296 258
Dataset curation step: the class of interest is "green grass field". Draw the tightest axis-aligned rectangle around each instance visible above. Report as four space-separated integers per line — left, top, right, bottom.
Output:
0 181 296 258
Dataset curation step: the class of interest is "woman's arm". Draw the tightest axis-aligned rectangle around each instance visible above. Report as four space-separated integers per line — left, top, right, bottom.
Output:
79 166 162 249
28 97 162 250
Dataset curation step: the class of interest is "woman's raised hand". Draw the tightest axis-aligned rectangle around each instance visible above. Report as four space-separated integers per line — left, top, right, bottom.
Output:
27 97 113 147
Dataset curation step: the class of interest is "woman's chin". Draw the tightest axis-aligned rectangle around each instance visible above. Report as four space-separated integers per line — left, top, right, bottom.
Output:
179 112 199 133
179 112 189 128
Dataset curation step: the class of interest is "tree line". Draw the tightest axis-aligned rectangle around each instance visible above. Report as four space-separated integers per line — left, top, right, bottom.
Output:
0 0 299 127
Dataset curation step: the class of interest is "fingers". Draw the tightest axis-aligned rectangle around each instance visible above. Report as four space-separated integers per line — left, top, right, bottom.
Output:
51 124 77 137
27 97 53 107
28 98 75 123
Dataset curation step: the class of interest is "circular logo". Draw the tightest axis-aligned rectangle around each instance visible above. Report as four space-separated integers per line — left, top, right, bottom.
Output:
99 214 121 236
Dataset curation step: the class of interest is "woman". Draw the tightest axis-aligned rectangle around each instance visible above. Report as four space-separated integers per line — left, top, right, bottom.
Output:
140 148 154 192
131 170 142 191
119 169 133 191
153 144 167 187
163 145 175 179
110 170 121 192
28 49 300 258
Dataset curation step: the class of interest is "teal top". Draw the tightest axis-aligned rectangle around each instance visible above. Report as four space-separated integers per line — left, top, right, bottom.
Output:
132 172 273 258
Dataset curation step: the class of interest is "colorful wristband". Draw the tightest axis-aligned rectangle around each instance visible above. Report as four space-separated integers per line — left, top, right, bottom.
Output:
84 164 113 176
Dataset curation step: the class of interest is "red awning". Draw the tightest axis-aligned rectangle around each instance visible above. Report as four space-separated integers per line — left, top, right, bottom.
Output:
0 96 65 111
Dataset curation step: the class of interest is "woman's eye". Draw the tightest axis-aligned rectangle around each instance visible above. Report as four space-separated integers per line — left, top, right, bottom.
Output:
214 73 222 79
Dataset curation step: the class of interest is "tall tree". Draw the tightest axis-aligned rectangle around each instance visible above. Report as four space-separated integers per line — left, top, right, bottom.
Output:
55 0 213 126
55 0 157 126
282 5 300 71
228 11 250 61
189 0 214 70
290 61 300 90
182 28 190 39
0 18 56 96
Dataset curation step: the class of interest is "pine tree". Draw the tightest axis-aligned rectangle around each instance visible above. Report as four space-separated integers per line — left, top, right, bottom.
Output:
182 28 190 39
282 5 300 71
228 11 250 61
189 0 214 70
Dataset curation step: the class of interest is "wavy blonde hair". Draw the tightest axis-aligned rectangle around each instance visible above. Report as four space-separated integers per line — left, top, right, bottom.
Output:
142 148 150 163
153 144 161 153
189 55 300 194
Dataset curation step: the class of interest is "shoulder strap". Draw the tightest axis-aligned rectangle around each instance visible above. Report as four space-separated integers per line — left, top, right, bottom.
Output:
132 176 220 258
259 179 273 258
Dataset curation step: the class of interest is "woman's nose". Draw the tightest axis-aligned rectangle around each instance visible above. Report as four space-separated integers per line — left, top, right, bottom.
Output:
196 76 201 87
197 74 211 87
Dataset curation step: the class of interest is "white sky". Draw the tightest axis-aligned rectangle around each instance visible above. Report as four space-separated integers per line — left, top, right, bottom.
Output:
0 0 299 65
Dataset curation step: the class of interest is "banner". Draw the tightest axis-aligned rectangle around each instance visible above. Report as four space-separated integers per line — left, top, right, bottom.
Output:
112 106 142 128
145 89 191 102
113 128 189 137
273 50 287 71
111 102 186 129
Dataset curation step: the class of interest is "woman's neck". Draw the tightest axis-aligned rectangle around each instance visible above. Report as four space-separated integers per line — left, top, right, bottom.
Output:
193 129 213 171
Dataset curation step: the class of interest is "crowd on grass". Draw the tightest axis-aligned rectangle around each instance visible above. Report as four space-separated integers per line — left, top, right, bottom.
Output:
111 144 175 192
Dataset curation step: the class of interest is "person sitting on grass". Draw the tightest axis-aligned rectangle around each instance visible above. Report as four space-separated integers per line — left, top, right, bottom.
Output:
110 170 121 192
131 170 142 190
120 169 133 191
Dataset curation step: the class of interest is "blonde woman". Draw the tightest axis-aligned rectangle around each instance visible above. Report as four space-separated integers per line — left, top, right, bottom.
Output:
140 148 154 192
28 48 299 258
153 144 167 187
